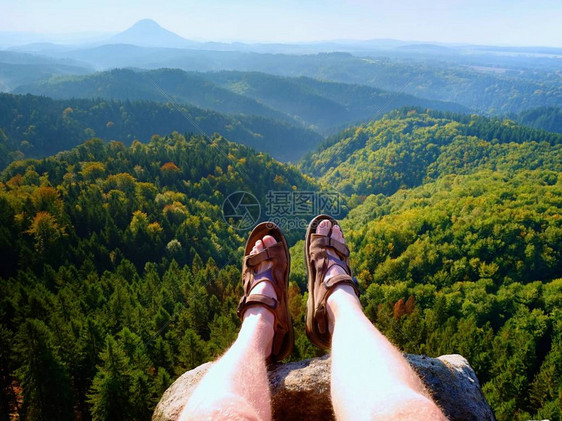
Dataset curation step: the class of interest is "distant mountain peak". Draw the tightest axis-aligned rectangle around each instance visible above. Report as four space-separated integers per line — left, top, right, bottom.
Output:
135 18 159 25
109 19 196 48
129 19 163 30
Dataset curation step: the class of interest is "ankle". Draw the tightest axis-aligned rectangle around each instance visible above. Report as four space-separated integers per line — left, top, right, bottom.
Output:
326 284 361 323
240 308 275 356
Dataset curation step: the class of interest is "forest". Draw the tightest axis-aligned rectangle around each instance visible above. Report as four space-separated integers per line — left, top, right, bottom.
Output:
301 108 562 196
0 93 322 168
0 108 560 420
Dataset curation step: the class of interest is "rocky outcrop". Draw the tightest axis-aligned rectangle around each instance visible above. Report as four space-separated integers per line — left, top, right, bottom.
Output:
153 354 495 421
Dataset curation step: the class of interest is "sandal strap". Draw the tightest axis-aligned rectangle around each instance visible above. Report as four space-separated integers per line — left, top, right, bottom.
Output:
239 247 289 357
237 293 278 318
313 272 360 335
310 235 350 258
241 268 279 297
245 242 285 267
308 225 360 338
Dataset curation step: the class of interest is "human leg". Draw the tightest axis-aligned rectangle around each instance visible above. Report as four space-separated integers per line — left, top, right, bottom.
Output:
328 284 446 420
307 218 446 420
180 227 292 421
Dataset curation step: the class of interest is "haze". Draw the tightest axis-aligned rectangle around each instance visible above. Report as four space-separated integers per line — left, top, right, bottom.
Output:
1 0 561 47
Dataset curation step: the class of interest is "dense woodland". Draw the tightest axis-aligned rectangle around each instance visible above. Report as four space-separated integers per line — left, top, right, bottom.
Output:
514 106 562 134
0 133 321 420
0 108 561 420
0 93 322 167
301 108 562 196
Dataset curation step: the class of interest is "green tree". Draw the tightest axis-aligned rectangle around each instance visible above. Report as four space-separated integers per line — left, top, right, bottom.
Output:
14 319 74 421
88 335 131 421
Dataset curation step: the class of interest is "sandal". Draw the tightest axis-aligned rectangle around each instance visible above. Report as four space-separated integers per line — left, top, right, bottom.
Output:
237 222 294 362
305 214 360 349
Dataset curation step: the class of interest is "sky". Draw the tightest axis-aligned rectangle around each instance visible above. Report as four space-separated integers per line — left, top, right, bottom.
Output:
0 0 561 46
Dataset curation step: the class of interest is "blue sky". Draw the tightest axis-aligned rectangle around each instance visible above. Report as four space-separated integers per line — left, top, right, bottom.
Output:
1 0 561 46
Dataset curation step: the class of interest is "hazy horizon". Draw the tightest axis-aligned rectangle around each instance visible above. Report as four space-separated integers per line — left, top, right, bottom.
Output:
1 0 561 47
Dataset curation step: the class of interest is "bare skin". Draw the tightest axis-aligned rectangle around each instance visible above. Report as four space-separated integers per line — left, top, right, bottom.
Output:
317 219 447 421
180 221 447 421
179 236 277 421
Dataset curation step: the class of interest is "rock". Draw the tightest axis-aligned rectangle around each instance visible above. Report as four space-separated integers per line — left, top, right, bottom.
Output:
153 354 495 421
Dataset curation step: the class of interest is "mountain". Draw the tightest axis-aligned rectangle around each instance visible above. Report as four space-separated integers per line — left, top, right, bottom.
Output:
13 68 468 134
300 108 562 196
108 19 195 48
0 93 323 168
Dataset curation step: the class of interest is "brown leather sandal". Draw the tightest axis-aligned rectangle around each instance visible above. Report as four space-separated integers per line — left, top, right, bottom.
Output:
236 222 294 362
305 214 360 349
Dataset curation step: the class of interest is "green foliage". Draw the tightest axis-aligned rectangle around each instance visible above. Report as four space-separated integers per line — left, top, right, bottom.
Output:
14 319 74 421
514 106 562 134
1 112 561 420
0 92 323 168
302 108 562 196
0 132 322 418
344 170 562 421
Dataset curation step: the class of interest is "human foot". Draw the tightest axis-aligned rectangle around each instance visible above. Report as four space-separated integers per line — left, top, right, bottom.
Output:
237 222 294 362
305 215 360 349
245 235 278 309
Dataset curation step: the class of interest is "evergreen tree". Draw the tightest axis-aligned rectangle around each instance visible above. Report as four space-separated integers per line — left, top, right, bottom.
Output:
88 335 131 421
14 319 74 421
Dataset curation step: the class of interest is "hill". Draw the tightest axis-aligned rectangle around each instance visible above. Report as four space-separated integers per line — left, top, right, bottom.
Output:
13 68 468 134
300 108 562 196
13 69 297 125
0 133 324 418
0 93 323 168
341 170 562 421
0 51 92 91
201 71 468 132
0 133 320 278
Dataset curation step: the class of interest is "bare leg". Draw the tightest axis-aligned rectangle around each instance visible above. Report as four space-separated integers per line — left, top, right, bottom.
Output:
317 220 446 421
179 236 278 421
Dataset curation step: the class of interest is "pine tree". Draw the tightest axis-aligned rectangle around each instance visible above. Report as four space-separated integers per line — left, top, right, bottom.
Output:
88 335 131 421
175 328 208 375
14 319 74 421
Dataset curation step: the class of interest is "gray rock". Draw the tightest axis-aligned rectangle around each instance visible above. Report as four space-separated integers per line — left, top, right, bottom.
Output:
153 354 495 421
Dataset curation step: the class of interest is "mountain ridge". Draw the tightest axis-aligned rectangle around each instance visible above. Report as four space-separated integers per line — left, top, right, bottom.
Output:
13 68 469 134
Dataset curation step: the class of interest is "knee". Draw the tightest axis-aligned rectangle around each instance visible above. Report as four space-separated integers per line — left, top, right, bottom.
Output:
180 393 263 421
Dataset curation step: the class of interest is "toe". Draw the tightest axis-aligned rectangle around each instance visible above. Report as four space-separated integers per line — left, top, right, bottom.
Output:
317 219 331 236
332 224 345 244
262 235 276 248
253 237 273 275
